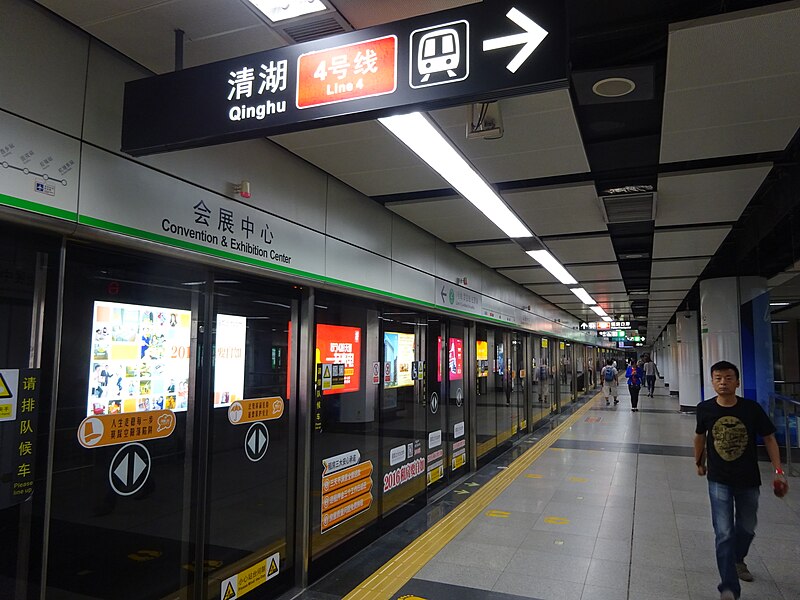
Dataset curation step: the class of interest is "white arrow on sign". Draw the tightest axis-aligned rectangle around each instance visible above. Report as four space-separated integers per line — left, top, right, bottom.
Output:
483 7 548 73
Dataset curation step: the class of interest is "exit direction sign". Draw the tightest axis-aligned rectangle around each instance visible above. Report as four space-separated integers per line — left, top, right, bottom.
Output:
591 321 631 330
122 0 566 156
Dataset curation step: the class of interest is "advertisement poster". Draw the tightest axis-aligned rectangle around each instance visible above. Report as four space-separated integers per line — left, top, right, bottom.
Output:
384 332 415 389
448 337 463 381
437 336 464 382
316 324 361 395
214 314 246 408
476 340 489 377
87 301 191 416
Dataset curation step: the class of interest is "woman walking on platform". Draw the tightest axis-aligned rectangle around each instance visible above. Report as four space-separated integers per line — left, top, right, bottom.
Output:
626 360 643 412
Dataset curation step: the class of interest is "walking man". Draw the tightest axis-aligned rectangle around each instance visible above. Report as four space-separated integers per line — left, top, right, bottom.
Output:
694 360 787 600
643 356 659 397
600 358 618 406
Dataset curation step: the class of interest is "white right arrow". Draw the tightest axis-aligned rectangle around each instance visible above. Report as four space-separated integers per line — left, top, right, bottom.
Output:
483 7 548 73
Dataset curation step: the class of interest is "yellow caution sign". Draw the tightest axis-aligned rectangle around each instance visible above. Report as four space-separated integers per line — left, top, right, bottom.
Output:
0 372 12 398
77 410 176 449
222 582 236 600
219 554 279 600
227 397 285 425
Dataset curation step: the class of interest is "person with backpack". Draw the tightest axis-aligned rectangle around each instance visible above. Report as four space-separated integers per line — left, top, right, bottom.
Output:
600 358 618 406
626 359 644 411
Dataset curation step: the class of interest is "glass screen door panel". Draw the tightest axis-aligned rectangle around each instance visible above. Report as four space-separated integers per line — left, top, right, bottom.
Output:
446 320 468 477
205 280 297 598
380 314 426 517
475 326 495 458
510 333 526 436
424 318 447 493
48 243 205 600
495 330 513 447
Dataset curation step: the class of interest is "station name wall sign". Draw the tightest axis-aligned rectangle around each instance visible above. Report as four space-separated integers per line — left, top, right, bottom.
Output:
122 0 566 156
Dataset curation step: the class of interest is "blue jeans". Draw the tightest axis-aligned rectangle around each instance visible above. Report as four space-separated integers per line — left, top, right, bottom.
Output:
646 374 656 395
708 481 760 598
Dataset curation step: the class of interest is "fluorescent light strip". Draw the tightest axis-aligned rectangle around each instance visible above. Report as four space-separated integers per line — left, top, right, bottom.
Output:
247 0 327 22
590 305 608 317
378 112 532 238
601 316 613 322
526 250 577 285
770 302 790 306
570 287 596 305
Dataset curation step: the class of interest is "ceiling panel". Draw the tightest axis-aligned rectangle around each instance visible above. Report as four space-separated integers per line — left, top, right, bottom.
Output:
582 281 627 294
456 242 532 269
656 165 772 227
387 197 504 242
650 258 711 278
647 291 689 301
546 236 617 264
334 0 478 28
504 184 604 237
650 277 696 291
432 90 591 182
567 263 623 282
524 283 574 297
652 226 731 259
499 266 554 285
661 4 800 162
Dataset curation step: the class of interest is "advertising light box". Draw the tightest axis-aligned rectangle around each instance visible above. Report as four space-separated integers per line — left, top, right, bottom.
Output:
384 332 415 389
316 324 361 395
87 301 191 416
214 314 246 408
437 336 464 382
476 340 489 378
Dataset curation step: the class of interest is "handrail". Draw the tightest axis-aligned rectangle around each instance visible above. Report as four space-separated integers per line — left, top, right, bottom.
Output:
772 393 800 476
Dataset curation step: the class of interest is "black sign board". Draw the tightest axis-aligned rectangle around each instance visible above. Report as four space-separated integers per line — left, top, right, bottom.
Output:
0 369 40 509
122 0 566 156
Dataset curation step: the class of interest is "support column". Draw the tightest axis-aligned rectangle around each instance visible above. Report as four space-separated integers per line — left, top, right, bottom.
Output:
662 329 671 388
667 323 679 396
700 277 774 412
677 311 702 411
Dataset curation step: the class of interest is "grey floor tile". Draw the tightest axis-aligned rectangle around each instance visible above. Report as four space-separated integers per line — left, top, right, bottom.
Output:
583 558 629 590
435 540 518 571
415 560 503 591
629 564 689 598
519 530 596 558
504 548 591 584
632 538 685 570
592 537 632 564
493 572 583 600
456 521 531 548
580 585 628 600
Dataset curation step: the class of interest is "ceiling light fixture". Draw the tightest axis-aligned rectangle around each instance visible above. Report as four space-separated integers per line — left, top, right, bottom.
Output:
590 305 608 317
770 302 790 306
601 316 613 322
592 77 636 98
570 287 596 305
246 0 327 23
525 250 577 285
379 112 532 238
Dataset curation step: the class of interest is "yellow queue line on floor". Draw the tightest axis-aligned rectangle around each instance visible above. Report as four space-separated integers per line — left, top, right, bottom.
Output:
343 393 602 600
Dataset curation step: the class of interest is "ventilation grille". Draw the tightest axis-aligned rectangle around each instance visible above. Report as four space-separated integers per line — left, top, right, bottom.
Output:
599 192 656 224
282 16 347 43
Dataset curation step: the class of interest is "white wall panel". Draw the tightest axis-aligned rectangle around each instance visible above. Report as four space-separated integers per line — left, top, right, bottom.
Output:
326 177 391 258
0 1 88 136
391 262 435 305
391 215 436 273
141 139 329 232
435 239 484 288
325 238 391 292
83 40 151 152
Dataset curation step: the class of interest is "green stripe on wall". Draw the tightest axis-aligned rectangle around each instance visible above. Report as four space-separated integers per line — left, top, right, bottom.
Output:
0 192 78 221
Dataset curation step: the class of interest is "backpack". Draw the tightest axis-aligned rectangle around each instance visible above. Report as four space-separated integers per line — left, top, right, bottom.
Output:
603 367 615 382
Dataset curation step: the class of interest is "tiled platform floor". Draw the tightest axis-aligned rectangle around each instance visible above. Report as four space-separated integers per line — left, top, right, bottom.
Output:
298 382 800 600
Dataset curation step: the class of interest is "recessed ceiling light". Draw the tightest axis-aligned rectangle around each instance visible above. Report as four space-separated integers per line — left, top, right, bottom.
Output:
592 77 636 98
770 302 790 306
629 290 649 295
247 0 327 23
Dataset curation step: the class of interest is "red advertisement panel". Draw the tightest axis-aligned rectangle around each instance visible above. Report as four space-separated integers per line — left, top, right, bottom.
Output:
316 324 361 395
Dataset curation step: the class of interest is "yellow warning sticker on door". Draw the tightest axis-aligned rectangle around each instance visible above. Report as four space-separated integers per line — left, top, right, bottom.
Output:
0 369 19 422
219 553 280 600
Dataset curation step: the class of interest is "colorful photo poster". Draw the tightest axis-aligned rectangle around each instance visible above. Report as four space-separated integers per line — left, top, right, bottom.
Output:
496 342 505 376
476 340 489 377
448 337 463 381
88 301 191 416
384 332 415 389
316 324 361 395
213 314 246 408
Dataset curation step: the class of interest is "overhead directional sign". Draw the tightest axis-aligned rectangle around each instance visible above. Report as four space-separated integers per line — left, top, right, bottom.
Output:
122 0 566 156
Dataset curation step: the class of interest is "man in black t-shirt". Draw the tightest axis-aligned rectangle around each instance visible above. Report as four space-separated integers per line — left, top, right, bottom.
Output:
694 361 787 600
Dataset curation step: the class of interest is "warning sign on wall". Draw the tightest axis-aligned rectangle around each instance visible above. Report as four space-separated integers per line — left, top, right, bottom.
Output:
219 552 280 599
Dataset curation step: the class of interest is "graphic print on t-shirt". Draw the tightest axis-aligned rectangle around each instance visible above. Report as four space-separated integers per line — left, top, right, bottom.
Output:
712 416 748 461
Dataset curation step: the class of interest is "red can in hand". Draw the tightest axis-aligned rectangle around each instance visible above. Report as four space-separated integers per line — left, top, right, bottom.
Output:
773 477 789 498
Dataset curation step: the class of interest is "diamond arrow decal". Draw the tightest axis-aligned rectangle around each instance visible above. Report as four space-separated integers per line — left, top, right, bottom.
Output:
483 7 548 73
